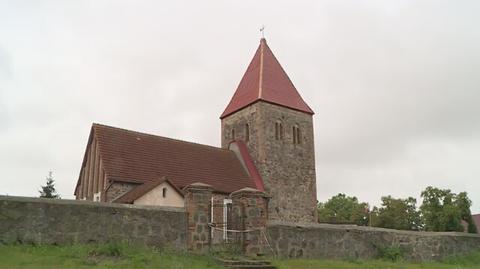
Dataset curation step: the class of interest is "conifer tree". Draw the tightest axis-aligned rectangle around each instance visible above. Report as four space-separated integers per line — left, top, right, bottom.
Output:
39 171 60 199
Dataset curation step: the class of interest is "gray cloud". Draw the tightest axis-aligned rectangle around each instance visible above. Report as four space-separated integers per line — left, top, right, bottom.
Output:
0 0 479 213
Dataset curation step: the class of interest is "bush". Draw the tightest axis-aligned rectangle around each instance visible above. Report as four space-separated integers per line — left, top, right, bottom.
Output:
376 245 404 262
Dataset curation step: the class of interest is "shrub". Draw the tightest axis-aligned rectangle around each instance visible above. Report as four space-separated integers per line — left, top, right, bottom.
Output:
375 245 404 262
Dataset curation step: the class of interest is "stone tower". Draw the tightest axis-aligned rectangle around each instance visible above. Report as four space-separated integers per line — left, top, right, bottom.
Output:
220 38 317 223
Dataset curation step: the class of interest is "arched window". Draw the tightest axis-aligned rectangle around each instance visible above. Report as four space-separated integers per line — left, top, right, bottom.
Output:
245 123 250 142
293 125 301 145
275 121 284 140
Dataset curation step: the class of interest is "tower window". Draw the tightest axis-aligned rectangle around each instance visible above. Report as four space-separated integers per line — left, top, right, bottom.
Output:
245 123 250 142
275 121 284 140
293 125 301 144
162 187 167 198
231 128 235 140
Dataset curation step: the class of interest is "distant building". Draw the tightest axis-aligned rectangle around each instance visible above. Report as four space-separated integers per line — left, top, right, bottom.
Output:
462 214 480 233
74 38 318 223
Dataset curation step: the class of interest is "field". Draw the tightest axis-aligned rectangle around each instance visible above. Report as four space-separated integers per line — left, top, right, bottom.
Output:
0 244 479 269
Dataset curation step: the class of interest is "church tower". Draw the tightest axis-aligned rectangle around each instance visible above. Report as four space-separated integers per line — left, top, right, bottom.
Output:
221 38 317 223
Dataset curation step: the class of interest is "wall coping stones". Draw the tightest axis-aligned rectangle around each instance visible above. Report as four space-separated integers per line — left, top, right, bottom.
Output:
0 195 185 212
268 220 480 238
183 182 213 192
230 187 269 198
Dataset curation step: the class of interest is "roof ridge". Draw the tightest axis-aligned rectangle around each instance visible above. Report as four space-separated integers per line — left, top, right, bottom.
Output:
258 38 265 99
92 123 231 153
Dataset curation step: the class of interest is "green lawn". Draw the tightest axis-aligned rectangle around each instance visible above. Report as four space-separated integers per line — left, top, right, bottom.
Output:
0 244 222 269
1 244 479 269
273 251 480 269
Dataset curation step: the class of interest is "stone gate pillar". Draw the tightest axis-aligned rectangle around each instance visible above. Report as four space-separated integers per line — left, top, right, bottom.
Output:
183 182 212 252
230 187 269 256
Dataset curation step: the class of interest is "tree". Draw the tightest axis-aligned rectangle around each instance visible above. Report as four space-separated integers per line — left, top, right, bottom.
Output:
318 193 369 226
39 171 60 199
372 196 422 230
456 192 478 234
420 186 476 233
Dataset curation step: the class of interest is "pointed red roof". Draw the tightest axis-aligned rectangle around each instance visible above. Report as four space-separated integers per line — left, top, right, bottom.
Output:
221 38 314 119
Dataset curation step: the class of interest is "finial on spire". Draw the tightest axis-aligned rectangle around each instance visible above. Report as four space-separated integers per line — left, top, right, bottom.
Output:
260 25 265 39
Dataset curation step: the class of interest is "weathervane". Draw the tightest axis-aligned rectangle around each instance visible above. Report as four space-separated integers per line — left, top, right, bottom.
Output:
260 25 265 38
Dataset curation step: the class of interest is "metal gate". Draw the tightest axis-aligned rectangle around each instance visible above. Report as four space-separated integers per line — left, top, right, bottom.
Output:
209 199 245 254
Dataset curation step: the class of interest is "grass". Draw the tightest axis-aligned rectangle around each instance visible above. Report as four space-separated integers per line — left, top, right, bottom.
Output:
0 243 222 269
272 250 480 269
1 243 480 269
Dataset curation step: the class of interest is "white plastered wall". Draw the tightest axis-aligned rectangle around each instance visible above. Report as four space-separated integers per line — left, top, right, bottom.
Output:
133 182 184 207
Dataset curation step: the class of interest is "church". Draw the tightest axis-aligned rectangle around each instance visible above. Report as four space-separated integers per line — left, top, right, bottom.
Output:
74 38 318 223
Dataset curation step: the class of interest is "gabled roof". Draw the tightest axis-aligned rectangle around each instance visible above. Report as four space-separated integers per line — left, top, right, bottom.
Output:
220 38 314 119
113 177 184 204
86 123 258 194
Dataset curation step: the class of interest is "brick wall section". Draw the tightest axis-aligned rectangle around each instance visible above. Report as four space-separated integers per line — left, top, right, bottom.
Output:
0 195 186 249
268 221 480 261
184 183 212 252
222 101 317 223
230 188 269 256
105 182 137 202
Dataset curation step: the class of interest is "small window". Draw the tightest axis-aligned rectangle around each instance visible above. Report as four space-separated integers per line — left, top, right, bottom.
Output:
162 187 167 198
245 123 250 142
275 123 279 140
231 128 235 140
275 121 283 140
293 125 301 145
297 127 301 144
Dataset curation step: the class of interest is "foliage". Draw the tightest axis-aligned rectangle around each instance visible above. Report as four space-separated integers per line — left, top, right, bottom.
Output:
39 171 60 199
0 243 222 269
420 187 476 233
317 193 369 225
371 196 422 230
375 244 404 262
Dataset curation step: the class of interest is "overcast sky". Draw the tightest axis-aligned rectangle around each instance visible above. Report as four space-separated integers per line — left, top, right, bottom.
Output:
1 0 479 213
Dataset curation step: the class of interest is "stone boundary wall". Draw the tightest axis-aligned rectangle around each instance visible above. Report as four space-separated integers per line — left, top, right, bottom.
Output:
0 196 187 249
267 221 480 261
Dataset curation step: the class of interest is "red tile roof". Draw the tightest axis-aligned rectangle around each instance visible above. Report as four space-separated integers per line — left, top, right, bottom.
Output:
220 38 314 119
229 140 264 191
91 123 257 194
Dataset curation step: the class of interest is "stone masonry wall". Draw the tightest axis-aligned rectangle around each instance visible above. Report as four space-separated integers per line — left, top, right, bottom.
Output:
268 221 480 261
105 182 137 202
184 183 212 252
230 188 269 256
0 195 186 249
222 101 317 223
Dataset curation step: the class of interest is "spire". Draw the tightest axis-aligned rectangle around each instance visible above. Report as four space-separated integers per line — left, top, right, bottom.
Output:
220 38 314 119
